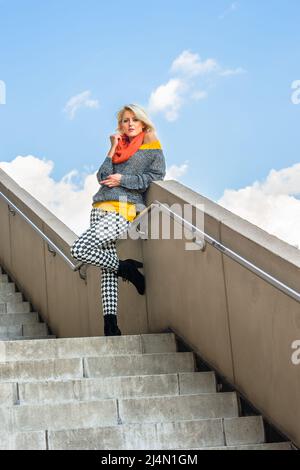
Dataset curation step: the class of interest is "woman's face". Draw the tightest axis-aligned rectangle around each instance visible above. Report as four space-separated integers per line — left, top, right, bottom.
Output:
119 110 145 141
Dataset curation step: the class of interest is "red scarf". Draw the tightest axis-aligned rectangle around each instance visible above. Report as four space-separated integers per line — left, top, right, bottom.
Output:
112 131 146 164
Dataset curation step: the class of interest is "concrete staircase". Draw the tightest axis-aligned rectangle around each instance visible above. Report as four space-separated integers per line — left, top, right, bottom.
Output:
0 266 292 450
0 272 55 341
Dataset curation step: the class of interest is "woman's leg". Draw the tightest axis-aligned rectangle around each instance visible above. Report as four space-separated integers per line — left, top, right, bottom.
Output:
100 241 119 316
98 215 131 318
70 208 130 271
70 208 131 326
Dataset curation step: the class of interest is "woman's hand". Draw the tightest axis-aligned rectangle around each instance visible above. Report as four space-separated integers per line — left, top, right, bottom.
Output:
107 133 122 158
109 133 122 148
100 173 122 187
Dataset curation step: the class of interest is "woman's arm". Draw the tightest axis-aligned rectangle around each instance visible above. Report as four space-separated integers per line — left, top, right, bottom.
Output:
96 135 121 183
96 141 119 182
96 156 114 183
119 150 166 192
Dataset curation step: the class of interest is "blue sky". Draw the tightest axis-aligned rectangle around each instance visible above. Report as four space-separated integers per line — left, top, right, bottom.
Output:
0 0 300 246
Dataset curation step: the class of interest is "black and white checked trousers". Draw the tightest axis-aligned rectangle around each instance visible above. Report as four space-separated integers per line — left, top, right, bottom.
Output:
70 207 131 316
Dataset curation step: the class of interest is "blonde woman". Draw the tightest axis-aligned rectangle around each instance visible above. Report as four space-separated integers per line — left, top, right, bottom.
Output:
70 104 166 336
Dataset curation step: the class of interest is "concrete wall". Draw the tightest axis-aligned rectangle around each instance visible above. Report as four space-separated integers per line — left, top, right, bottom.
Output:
143 180 300 447
0 168 148 337
1 168 300 447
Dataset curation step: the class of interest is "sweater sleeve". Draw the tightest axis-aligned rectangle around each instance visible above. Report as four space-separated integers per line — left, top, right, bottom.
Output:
119 150 166 192
96 156 114 182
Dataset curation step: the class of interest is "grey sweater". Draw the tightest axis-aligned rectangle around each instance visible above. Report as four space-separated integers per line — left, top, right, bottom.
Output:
92 144 166 212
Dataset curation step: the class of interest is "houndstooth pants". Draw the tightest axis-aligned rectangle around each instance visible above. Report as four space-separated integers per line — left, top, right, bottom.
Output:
70 207 131 317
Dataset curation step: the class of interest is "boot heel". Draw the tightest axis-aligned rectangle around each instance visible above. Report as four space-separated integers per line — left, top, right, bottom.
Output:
133 260 143 268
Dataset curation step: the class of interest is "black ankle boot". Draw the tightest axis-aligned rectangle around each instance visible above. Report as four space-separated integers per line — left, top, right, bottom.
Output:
117 259 145 295
123 259 143 268
104 314 121 336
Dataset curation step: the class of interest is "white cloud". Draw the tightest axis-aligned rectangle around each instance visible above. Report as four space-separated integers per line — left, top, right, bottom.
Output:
147 50 245 121
0 155 187 236
0 155 98 235
148 78 188 122
220 67 246 77
63 90 99 120
191 90 208 101
170 51 219 77
217 163 300 249
166 162 189 180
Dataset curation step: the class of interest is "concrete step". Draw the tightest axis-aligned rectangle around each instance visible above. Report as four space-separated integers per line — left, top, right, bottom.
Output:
0 336 56 341
187 442 292 450
0 333 177 362
0 431 46 450
0 282 15 294
0 313 39 327
0 382 18 406
0 325 23 337
0 292 23 303
0 393 239 433
0 274 8 283
84 352 195 378
46 416 265 450
23 323 48 336
17 372 217 405
0 301 31 314
118 392 239 424
0 399 118 432
0 357 84 383
0 352 194 383
0 424 292 451
0 323 48 338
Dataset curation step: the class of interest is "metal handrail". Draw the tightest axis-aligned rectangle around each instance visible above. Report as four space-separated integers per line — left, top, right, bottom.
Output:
1 190 299 303
129 200 300 304
0 190 81 272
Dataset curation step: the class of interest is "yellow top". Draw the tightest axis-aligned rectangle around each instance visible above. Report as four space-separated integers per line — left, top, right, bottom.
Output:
92 140 162 221
92 200 137 222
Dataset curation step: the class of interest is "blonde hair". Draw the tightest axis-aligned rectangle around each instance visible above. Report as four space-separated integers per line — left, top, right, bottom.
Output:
116 104 156 134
